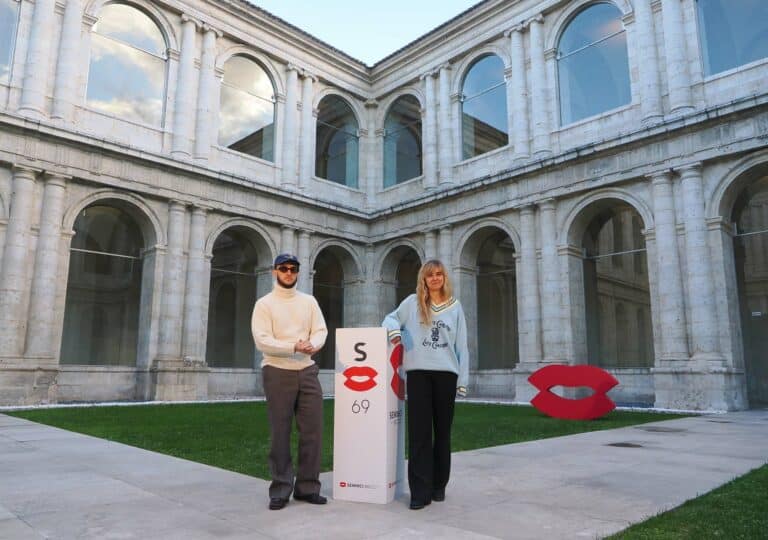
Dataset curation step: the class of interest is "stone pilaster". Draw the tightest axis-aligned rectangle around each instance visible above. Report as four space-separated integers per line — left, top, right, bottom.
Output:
438 225 453 271
649 171 688 361
280 225 295 255
281 64 300 188
297 230 311 293
539 199 561 362
181 205 208 363
194 25 220 160
528 14 550 157
171 15 200 158
507 25 530 160
518 205 543 365
634 0 663 124
156 201 187 361
661 0 693 114
25 173 67 359
364 99 378 210
423 230 437 261
0 166 38 358
299 71 317 189
19 0 56 118
437 64 453 185
51 0 83 121
421 71 438 189
678 163 723 363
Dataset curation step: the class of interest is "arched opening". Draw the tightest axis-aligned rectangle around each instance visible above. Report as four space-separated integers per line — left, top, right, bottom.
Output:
380 245 422 313
582 202 653 368
315 95 359 188
60 203 146 366
732 173 768 406
206 227 267 368
313 248 344 369
383 95 423 187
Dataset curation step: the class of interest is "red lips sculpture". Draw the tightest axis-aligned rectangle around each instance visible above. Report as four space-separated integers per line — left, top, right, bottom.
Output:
528 364 619 420
389 344 405 400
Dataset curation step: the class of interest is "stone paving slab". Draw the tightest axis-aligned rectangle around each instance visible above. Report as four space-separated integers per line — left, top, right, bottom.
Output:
0 409 766 540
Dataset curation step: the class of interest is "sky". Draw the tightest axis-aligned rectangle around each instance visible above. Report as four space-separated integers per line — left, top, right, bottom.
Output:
247 1 482 66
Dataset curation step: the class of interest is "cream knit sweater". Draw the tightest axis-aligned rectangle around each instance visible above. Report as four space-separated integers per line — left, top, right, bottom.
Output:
251 284 328 370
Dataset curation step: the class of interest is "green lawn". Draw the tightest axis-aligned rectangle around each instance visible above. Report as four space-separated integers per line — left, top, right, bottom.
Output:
8 401 683 481
607 463 768 540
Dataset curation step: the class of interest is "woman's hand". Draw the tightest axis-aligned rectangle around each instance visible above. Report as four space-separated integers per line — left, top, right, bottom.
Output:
456 386 467 398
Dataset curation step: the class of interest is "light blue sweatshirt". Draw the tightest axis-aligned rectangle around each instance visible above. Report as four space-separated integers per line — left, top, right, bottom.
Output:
382 294 469 388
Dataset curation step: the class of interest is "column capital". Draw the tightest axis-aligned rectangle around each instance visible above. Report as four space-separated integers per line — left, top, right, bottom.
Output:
281 224 296 232
201 23 223 37
42 171 70 186
168 200 187 212
82 13 98 28
648 169 674 184
190 203 211 215
180 13 202 28
525 13 544 27
167 48 180 61
11 164 41 179
505 23 526 37
286 63 301 74
518 203 536 215
504 66 514 78
301 69 318 82
438 63 452 73
364 98 378 109
538 197 556 211
675 162 703 179
439 224 452 232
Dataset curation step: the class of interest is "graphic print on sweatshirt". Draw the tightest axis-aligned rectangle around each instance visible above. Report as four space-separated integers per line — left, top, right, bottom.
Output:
422 320 451 350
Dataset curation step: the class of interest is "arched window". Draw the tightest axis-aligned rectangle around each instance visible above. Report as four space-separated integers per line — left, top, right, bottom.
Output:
61 204 145 366
316 95 359 188
313 249 344 369
383 95 422 187
696 0 768 76
557 3 630 125
0 0 19 84
461 55 508 159
86 3 167 125
219 56 276 161
206 228 259 368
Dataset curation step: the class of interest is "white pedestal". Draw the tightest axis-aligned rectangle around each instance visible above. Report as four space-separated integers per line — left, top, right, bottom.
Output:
333 327 406 503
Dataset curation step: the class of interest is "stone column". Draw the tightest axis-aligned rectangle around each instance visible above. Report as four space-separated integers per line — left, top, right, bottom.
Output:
634 0 662 124
181 205 208 363
528 14 551 157
507 25 530 160
281 225 295 255
518 205 543 364
171 15 199 158
678 163 722 361
421 71 438 189
0 166 38 357
25 173 67 359
281 64 300 188
661 0 693 114
19 0 56 118
424 230 437 261
539 199 560 362
649 171 688 361
299 71 316 189
364 99 379 210
437 64 453 185
438 225 453 270
194 25 220 160
156 201 187 361
297 230 311 293
51 0 83 121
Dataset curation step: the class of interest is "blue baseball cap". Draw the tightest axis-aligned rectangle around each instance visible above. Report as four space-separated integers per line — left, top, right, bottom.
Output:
274 253 300 267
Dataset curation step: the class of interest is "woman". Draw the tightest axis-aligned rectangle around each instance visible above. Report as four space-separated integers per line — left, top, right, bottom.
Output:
382 259 469 510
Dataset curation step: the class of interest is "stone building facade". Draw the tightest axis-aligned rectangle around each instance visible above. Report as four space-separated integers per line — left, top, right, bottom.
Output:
0 0 766 410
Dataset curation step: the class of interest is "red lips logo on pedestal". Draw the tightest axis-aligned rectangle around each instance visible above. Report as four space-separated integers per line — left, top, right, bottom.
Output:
342 366 378 392
528 364 619 420
389 344 405 400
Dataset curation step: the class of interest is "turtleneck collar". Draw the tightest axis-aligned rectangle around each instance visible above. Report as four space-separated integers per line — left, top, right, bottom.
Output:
273 282 298 299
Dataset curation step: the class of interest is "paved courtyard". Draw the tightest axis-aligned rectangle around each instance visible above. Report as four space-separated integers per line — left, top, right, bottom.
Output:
1 409 766 539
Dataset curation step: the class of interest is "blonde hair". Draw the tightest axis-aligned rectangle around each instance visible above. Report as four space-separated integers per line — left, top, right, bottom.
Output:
415 259 453 325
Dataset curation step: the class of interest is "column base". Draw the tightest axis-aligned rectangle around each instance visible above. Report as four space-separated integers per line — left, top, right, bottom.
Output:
512 362 550 404
0 358 59 406
652 365 747 411
150 357 209 402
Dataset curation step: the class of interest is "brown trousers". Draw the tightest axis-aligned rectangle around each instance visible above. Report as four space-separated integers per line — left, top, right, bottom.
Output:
262 364 324 499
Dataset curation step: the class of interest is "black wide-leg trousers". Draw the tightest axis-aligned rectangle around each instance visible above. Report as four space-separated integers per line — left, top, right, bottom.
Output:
406 369 458 503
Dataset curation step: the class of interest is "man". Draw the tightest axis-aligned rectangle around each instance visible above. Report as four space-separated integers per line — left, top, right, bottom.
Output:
251 253 328 510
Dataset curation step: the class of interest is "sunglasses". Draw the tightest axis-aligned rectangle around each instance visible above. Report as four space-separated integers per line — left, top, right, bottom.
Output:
276 266 299 274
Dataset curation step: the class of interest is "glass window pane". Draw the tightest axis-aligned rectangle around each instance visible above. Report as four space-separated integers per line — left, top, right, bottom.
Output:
697 0 768 75
86 33 166 125
316 96 359 187
222 56 273 100
0 0 18 83
462 55 508 159
206 229 259 369
219 85 275 161
559 2 624 55
94 4 166 57
60 205 145 367
558 15 630 125
383 96 422 187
